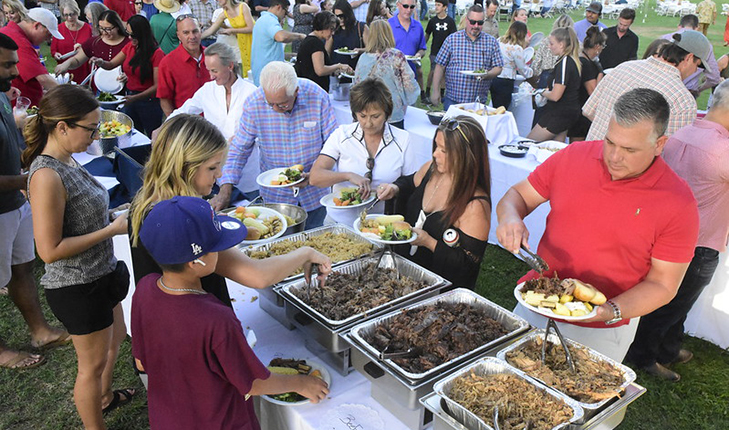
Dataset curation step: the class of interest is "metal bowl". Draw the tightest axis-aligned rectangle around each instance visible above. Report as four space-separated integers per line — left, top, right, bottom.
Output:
252 203 307 236
98 109 133 154
426 111 446 125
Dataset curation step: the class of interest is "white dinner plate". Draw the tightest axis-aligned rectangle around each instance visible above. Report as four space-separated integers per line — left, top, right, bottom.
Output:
514 282 598 321
320 192 375 209
256 167 306 189
459 70 489 77
353 214 417 245
94 66 124 94
98 95 125 108
339 72 355 79
224 206 288 245
405 55 421 63
261 360 332 406
334 49 358 56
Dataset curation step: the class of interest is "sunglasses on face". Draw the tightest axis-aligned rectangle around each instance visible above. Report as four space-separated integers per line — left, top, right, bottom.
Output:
400 3 416 8
335 13 345 18
468 19 484 25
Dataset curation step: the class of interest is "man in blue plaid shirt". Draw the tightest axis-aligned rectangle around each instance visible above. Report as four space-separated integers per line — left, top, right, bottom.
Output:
213 62 337 228
430 4 503 109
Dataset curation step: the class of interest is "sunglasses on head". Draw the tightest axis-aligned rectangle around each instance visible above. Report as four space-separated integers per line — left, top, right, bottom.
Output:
468 19 484 25
438 117 470 144
176 13 194 21
400 3 416 8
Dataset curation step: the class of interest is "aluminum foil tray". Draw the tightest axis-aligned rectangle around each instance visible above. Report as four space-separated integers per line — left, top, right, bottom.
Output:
434 357 584 430
279 252 448 328
239 225 381 283
496 329 637 413
348 288 530 382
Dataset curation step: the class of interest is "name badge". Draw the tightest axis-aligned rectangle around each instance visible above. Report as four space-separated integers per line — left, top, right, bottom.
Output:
303 121 317 128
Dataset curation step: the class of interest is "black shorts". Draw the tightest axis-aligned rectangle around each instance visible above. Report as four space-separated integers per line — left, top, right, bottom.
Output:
538 105 581 135
45 261 130 335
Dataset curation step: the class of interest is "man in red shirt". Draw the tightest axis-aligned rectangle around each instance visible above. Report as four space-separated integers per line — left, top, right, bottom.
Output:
156 16 210 116
496 88 699 362
0 8 63 107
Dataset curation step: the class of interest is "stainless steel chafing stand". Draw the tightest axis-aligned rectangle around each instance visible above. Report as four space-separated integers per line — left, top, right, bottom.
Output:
277 251 450 376
344 289 531 430
420 381 646 430
239 225 382 330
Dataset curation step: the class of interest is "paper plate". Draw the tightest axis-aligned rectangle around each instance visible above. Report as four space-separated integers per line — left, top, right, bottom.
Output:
529 31 544 48
405 55 421 63
334 49 358 56
320 192 375 209
98 95 125 109
514 282 598 322
256 167 306 189
460 70 489 77
224 206 287 245
353 214 417 245
261 360 332 406
94 66 124 94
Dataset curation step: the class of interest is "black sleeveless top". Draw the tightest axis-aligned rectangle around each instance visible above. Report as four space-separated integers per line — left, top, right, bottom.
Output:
394 170 489 289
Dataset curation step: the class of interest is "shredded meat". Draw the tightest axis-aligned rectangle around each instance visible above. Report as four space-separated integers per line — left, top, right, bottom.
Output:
291 263 427 321
365 302 509 373
505 337 625 403
447 372 573 430
521 272 563 296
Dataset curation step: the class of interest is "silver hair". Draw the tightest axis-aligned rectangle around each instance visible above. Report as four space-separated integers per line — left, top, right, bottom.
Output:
203 42 241 76
611 88 670 141
260 61 298 96
84 1 108 34
710 79 729 111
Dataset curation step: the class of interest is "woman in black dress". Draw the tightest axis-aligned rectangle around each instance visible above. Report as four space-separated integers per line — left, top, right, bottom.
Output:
295 11 353 91
568 25 606 142
527 26 582 143
377 116 491 289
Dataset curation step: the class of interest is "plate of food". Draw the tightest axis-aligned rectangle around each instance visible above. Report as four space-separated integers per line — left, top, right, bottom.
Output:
514 276 605 321
334 47 358 56
459 69 489 77
498 144 529 158
353 214 416 244
98 92 125 108
320 187 375 209
225 206 287 244
25 105 39 118
262 358 331 406
405 55 421 63
256 165 306 188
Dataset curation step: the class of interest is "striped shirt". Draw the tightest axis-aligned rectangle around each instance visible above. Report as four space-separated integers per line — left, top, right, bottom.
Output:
221 78 337 211
435 30 504 104
583 57 697 141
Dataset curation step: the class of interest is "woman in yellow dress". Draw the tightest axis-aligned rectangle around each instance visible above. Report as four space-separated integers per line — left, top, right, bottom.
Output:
202 0 255 77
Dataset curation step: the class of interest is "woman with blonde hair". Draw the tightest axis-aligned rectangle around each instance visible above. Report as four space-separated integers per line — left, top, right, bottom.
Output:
376 116 491 289
354 19 418 129
527 26 581 142
24 85 135 429
2 0 27 24
491 20 533 110
129 114 332 308
530 13 573 89
201 0 254 77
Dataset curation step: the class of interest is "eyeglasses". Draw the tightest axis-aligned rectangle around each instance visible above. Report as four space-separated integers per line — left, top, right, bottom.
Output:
69 122 100 138
266 99 292 110
98 25 115 33
62 12 77 17
438 118 469 144
468 19 484 25
399 3 416 8
365 157 375 181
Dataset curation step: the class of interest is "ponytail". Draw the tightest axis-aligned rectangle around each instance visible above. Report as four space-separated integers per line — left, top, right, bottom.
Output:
551 27 582 74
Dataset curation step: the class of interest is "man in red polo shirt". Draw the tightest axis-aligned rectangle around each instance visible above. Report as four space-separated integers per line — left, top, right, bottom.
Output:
496 88 699 362
157 16 210 116
0 8 62 107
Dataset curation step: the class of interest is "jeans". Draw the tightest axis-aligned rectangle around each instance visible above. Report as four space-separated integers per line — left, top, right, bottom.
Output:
201 38 216 47
443 95 456 111
490 77 515 110
419 0 428 20
447 2 456 19
625 247 720 367
305 206 327 229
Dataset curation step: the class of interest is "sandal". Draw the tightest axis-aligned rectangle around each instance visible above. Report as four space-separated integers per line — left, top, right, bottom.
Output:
31 331 72 350
102 388 136 414
0 350 46 370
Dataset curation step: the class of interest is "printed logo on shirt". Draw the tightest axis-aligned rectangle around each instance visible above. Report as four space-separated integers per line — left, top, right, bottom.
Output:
2 102 10 115
436 22 449 31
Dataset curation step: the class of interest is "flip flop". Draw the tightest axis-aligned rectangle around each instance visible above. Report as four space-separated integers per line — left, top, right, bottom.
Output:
102 388 136 414
0 350 46 370
31 331 72 350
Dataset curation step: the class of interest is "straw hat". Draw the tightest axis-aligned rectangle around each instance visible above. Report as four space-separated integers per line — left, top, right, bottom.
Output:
154 0 181 14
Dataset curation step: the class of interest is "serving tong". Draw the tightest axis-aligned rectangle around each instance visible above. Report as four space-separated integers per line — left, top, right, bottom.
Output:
542 319 576 374
379 344 421 360
518 245 549 273
304 264 323 303
358 196 380 225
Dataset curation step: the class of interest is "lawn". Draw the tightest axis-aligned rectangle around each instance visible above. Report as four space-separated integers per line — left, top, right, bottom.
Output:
7 3 727 428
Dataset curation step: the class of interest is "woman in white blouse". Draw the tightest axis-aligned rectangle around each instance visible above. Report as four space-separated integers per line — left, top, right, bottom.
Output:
309 78 419 226
165 42 260 196
490 21 533 110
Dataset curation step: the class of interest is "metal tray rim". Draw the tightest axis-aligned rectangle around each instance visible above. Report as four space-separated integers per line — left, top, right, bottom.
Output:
348 288 530 382
495 329 637 410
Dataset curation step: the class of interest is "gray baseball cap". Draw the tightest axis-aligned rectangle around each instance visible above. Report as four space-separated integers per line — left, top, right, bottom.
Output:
672 30 713 74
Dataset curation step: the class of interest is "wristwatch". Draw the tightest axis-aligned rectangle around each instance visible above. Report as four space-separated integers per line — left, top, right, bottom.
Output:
604 300 623 325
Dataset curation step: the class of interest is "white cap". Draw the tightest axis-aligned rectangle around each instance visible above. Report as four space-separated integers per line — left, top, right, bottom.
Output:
27 8 64 40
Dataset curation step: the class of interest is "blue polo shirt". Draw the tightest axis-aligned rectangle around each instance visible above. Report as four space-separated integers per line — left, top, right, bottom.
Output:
388 16 426 73
251 11 284 86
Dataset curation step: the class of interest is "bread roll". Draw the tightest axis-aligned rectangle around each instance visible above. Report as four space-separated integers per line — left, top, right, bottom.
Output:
246 226 261 241
567 278 607 305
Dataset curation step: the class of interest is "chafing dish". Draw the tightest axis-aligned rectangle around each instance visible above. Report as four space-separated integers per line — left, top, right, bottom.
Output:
496 330 637 423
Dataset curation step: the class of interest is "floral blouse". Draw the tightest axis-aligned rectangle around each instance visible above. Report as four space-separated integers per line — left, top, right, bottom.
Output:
531 38 559 78
498 42 534 80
